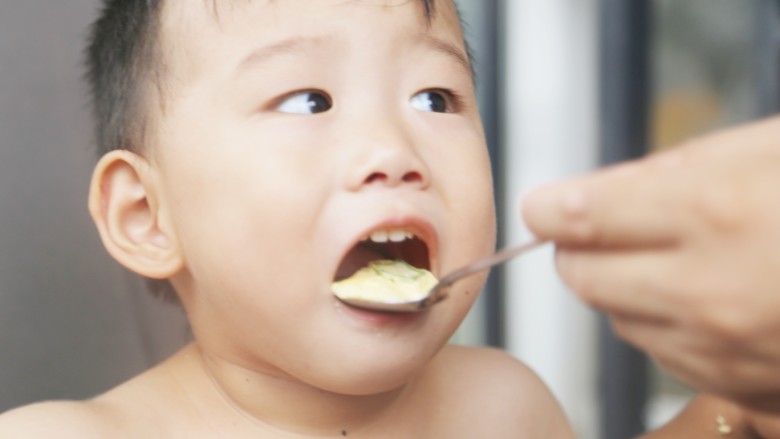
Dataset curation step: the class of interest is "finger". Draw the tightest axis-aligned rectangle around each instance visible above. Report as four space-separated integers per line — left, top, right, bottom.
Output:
522 151 690 247
609 316 674 360
609 313 751 398
555 245 680 320
608 315 706 390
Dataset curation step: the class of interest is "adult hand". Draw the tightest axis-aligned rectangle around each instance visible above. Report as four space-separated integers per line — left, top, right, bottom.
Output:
522 116 780 414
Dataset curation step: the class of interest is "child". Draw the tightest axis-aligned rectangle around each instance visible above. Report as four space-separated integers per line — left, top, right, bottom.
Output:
0 0 574 437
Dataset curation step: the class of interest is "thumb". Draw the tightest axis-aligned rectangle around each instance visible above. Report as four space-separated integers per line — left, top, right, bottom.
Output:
521 156 683 247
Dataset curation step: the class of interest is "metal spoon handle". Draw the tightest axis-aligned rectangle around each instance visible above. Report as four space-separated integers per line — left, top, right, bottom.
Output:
430 239 548 295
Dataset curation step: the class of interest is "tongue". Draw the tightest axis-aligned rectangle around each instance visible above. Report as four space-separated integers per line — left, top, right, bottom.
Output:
335 244 386 280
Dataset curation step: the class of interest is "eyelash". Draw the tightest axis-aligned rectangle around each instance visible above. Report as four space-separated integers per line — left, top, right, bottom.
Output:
418 88 465 114
270 89 332 114
266 87 466 115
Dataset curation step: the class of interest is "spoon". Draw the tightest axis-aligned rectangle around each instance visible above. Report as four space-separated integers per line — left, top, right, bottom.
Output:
337 239 548 313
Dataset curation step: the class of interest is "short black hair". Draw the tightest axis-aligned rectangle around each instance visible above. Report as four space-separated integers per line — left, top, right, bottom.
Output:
86 0 165 156
85 0 439 157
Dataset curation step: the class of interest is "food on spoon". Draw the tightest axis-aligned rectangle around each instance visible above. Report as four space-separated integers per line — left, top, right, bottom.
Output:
332 259 437 304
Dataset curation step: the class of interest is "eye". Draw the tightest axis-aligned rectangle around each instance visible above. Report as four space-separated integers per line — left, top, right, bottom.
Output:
410 89 453 113
276 91 332 114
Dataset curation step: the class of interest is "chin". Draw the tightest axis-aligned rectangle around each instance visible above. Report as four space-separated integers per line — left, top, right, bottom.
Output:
318 368 418 396
308 342 442 396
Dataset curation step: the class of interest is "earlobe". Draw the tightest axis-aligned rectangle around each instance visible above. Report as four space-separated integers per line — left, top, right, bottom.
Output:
88 150 184 279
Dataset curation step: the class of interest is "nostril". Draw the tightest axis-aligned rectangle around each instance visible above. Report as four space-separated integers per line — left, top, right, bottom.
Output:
361 170 424 186
365 172 387 184
402 171 422 183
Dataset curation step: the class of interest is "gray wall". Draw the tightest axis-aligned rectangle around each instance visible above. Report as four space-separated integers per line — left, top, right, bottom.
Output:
0 1 189 412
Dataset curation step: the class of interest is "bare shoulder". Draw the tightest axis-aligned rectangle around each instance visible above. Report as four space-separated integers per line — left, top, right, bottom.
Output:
430 345 555 400
433 344 537 379
0 400 117 439
421 345 575 438
0 351 186 438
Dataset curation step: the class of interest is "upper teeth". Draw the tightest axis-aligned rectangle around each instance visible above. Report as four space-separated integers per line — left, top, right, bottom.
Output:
364 229 415 243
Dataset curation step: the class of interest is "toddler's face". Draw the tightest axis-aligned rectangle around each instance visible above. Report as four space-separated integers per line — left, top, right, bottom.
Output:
152 0 495 393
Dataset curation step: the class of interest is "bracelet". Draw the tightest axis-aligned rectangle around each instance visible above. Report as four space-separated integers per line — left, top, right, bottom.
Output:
716 415 733 436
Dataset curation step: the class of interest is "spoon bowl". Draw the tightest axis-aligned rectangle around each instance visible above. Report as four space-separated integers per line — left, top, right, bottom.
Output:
336 239 547 313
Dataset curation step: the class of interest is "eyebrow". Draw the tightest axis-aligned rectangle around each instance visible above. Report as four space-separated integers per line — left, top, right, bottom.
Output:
419 34 472 76
235 36 325 74
234 34 472 77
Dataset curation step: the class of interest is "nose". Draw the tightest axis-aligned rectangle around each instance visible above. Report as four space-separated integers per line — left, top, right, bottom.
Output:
343 125 431 191
361 151 426 187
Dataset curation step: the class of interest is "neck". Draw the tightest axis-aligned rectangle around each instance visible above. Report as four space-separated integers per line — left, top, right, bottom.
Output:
183 344 410 436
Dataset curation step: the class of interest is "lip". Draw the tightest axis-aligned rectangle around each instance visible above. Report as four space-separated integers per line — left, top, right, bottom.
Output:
332 216 440 281
334 299 427 326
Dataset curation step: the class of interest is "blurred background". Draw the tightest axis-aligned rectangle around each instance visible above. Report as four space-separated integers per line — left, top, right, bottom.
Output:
0 1 775 438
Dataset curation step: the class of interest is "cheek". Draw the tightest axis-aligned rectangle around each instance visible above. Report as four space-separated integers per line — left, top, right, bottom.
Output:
162 162 326 298
447 148 496 234
432 144 497 278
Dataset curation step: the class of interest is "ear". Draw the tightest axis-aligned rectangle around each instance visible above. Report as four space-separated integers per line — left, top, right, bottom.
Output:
88 150 184 279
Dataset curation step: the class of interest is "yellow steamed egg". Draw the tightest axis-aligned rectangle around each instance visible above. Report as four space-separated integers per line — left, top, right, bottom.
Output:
331 259 437 304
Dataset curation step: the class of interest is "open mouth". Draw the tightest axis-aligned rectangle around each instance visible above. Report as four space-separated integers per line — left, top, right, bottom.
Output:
334 227 432 282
